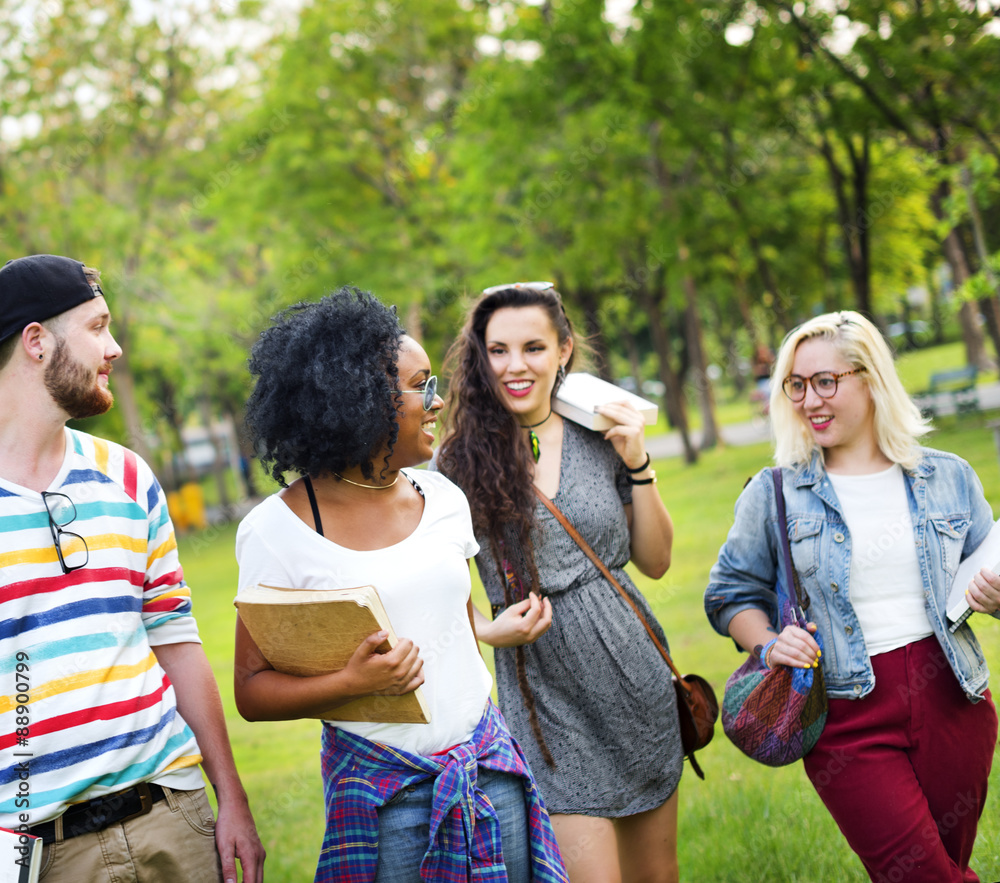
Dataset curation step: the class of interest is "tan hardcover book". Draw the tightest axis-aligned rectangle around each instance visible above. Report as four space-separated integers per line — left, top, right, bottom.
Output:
234 583 430 724
553 372 658 431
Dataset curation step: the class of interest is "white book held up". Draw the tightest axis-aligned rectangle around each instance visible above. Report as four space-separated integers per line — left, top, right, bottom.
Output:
946 518 1000 632
553 372 658 431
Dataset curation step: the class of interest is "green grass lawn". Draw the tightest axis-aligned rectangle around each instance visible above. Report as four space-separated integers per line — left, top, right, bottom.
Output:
180 356 1000 882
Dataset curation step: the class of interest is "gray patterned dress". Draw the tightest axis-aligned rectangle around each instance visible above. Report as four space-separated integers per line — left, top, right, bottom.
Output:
474 420 683 816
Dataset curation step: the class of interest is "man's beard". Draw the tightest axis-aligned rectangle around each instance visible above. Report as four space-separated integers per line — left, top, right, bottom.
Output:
44 338 115 419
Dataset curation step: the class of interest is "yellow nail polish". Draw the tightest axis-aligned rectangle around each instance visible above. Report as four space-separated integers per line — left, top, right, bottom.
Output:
817 649 822 658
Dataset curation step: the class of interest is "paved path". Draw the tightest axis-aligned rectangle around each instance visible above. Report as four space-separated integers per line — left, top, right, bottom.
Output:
646 381 1000 461
646 418 771 460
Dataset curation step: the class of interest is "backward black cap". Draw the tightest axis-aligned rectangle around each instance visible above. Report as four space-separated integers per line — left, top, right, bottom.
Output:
0 254 104 343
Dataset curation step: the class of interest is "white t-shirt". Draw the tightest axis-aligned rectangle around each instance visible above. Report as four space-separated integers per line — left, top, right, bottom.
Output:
235 469 493 755
827 464 933 656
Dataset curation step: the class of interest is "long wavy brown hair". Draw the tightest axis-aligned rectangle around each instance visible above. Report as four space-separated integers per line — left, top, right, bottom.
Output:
437 285 580 764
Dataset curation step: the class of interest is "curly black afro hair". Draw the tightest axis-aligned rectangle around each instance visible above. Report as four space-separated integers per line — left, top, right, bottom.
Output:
245 286 403 486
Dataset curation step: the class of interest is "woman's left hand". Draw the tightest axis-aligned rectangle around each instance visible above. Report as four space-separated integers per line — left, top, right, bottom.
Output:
967 567 1000 616
596 400 648 471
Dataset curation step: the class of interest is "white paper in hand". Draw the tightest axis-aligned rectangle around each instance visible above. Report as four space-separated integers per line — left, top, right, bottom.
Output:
947 518 1000 632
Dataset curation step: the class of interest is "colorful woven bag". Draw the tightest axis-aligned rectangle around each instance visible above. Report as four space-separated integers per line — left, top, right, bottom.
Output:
722 468 828 767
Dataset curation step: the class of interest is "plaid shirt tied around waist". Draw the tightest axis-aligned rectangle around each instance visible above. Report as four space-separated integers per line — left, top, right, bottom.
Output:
315 700 567 883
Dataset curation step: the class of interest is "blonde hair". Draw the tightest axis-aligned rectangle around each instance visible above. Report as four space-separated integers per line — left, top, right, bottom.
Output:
769 311 929 470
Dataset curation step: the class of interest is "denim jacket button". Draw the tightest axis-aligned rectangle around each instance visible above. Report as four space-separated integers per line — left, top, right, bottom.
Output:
831 581 839 591
853 685 862 695
834 532 845 543
844 625 853 635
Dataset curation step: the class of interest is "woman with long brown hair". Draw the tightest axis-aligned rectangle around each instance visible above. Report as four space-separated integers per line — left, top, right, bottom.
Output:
436 282 682 883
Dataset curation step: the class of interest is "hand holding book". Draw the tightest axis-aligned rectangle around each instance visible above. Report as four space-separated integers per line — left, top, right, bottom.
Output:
343 629 425 698
965 565 1000 616
947 519 1000 631
594 399 650 473
234 584 431 723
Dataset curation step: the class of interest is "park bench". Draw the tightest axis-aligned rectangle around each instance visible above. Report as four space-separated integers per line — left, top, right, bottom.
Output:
914 366 979 418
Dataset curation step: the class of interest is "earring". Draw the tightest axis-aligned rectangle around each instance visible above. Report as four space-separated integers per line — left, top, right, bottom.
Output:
557 364 566 383
38 353 43 360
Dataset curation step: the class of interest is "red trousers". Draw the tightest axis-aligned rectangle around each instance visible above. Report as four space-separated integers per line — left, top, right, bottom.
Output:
804 636 997 883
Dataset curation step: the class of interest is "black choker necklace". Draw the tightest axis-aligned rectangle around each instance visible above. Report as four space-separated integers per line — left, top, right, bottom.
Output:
520 410 553 462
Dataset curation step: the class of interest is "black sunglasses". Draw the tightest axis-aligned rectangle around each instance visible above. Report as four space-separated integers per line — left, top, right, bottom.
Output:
41 491 90 574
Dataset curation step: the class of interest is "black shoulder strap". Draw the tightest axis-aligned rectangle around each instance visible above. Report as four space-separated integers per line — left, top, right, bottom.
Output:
770 467 809 620
303 475 324 537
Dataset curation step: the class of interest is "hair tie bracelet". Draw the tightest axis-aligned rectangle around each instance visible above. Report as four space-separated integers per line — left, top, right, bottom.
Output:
629 470 656 486
761 637 779 669
625 453 651 474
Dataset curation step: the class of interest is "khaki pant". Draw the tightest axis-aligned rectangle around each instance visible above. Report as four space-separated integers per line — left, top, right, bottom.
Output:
39 786 224 883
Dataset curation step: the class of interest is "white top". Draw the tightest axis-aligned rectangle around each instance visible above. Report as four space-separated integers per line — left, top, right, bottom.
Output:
828 464 933 655
235 469 492 755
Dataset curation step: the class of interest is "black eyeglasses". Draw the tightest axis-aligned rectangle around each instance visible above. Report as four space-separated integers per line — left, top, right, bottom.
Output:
41 491 90 574
781 368 867 403
482 281 554 296
391 375 438 411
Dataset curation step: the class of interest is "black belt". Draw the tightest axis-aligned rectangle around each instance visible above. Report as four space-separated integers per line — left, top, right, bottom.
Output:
30 782 167 845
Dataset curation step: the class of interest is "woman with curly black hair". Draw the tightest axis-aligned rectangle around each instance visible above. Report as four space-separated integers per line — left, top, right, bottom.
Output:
232 287 567 883
436 283 682 883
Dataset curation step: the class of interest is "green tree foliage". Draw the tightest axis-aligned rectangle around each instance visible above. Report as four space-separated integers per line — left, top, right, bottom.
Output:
2 0 999 490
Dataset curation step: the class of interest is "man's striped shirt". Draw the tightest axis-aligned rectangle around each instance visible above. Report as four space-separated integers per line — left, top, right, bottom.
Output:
1 428 204 828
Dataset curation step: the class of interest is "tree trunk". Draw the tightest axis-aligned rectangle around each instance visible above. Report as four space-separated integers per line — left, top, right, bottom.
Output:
405 299 423 346
816 127 873 321
925 263 946 346
199 396 232 514
638 275 696 464
730 278 757 396
942 229 990 369
680 258 719 451
576 286 612 380
933 183 988 368
227 402 261 499
961 166 1000 364
621 327 644 393
109 327 157 470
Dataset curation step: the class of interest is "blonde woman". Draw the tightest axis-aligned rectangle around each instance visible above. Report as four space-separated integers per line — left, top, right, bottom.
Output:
706 311 999 882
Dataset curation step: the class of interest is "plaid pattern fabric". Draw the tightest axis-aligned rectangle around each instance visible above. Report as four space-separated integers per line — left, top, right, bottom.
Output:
315 700 567 883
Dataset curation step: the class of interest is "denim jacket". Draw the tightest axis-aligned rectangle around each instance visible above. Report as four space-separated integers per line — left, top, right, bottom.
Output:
705 447 996 700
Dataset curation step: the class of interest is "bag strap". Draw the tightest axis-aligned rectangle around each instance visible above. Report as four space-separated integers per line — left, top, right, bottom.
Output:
770 467 809 622
531 485 689 691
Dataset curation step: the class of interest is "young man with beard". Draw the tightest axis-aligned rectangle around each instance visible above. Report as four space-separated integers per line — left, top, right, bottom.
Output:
0 255 265 883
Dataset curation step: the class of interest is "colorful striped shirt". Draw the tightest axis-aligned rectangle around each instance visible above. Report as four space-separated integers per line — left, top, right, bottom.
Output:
0 428 204 830
315 700 568 883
